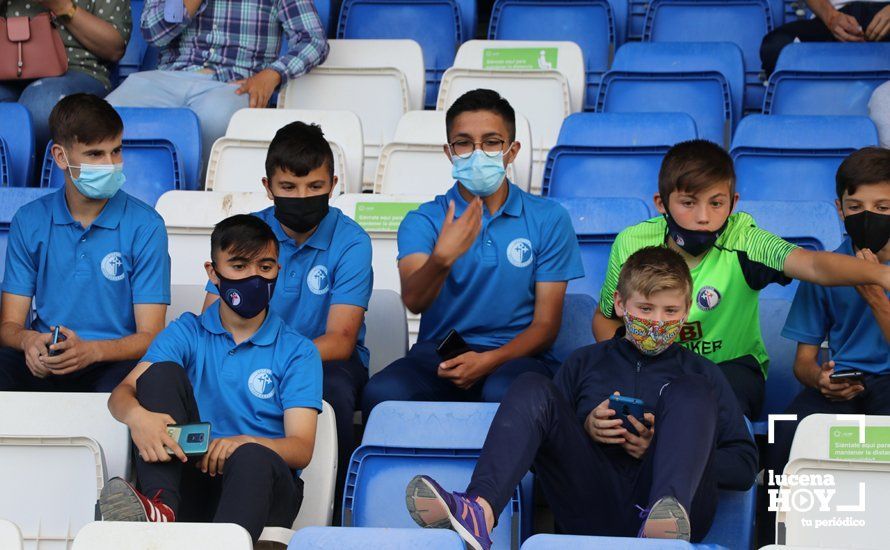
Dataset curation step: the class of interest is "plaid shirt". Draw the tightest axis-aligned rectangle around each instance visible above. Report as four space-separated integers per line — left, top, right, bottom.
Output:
141 0 328 82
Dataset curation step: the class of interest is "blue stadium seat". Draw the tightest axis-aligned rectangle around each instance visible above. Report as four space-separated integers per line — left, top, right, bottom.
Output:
731 115 878 203
521 535 728 548
288 526 466 549
754 298 800 436
0 188 56 283
596 42 745 145
552 293 597 361
642 0 773 112
699 488 757 549
337 0 464 109
554 197 652 300
456 0 477 41
314 0 339 35
40 107 202 206
781 0 811 23
0 103 35 187
543 112 698 202
344 401 531 549
114 0 159 85
763 43 890 115
488 0 623 110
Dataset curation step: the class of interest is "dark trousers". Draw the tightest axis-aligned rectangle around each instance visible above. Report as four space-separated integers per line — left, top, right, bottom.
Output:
718 355 765 420
134 362 303 542
322 353 368 524
466 373 720 542
760 2 890 75
360 340 559 421
0 346 135 392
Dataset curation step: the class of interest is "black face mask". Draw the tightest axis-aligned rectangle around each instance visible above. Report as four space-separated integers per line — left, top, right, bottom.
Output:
844 210 890 253
273 194 329 234
664 211 728 257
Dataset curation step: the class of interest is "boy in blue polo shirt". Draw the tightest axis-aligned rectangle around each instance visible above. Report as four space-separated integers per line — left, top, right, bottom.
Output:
769 147 890 474
361 89 584 420
0 94 170 392
202 121 372 515
101 215 322 542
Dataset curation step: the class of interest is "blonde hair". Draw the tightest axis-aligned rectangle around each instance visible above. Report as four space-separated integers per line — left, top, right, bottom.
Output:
616 246 693 304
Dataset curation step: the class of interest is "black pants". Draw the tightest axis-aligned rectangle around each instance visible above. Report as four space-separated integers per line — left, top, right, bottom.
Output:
465 372 720 542
322 353 368 524
760 2 890 75
0 346 135 392
718 355 765 420
134 362 303 541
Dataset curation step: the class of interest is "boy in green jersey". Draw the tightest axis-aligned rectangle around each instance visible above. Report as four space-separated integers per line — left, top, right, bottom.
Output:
593 140 890 419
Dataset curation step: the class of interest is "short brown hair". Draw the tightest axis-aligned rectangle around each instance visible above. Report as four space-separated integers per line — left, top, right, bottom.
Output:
658 139 735 202
49 93 123 147
616 246 693 305
836 147 890 199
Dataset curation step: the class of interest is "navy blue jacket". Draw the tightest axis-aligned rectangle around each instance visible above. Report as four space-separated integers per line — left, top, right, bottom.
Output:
553 334 758 491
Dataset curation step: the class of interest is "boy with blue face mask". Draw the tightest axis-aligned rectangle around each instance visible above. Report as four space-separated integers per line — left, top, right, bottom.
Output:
0 93 170 392
361 88 584 420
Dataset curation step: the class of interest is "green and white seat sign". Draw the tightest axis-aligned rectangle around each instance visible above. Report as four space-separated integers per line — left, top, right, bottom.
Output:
482 47 559 70
354 202 420 232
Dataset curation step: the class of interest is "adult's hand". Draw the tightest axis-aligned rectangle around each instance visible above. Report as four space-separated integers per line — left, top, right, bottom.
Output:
866 5 890 41
826 10 865 42
431 198 483 267
233 69 282 108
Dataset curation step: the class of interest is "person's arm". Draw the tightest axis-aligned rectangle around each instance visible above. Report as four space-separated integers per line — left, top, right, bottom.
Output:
783 248 890 290
0 292 52 379
593 308 622 342
438 281 566 389
399 199 483 314
805 0 864 41
792 343 864 400
141 0 206 47
314 304 364 362
39 0 129 61
853 249 890 340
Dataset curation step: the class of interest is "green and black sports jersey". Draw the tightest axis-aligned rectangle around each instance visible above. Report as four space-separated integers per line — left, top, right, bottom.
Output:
599 212 798 377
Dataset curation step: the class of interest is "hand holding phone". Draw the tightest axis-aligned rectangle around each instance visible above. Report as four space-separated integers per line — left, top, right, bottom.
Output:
166 423 211 456
48 326 66 357
436 329 472 361
609 395 648 436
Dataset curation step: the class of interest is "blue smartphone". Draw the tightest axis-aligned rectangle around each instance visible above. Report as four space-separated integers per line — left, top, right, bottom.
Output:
166 423 211 456
48 326 66 357
609 395 646 436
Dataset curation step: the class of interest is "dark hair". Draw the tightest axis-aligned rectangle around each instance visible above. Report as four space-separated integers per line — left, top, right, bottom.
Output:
658 140 735 202
265 121 334 181
445 89 516 141
49 93 123 147
211 215 279 262
836 147 890 199
616 246 693 305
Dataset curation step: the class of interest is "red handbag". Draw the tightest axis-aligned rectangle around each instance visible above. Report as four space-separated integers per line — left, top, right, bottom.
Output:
0 12 68 80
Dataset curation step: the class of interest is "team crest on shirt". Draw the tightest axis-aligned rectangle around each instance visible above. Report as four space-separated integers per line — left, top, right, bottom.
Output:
696 286 722 311
506 238 534 268
100 252 125 282
307 265 330 295
248 368 275 399
227 289 242 307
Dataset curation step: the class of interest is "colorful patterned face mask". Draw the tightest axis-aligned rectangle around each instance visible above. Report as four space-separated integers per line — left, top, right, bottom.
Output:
623 312 685 356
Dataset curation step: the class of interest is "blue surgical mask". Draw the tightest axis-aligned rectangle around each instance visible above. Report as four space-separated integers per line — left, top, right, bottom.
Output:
64 150 126 200
451 150 506 197
214 271 277 319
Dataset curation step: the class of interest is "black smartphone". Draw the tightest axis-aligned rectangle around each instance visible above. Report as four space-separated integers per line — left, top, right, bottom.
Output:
48 326 65 357
436 329 472 361
829 370 865 383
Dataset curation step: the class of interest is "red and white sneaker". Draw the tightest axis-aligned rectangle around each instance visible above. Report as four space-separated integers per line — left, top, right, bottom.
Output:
99 477 175 523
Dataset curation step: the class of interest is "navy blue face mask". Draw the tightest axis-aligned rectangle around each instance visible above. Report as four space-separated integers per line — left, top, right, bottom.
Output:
213 270 277 319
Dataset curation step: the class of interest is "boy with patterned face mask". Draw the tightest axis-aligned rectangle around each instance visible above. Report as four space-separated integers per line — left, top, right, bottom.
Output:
404 247 757 548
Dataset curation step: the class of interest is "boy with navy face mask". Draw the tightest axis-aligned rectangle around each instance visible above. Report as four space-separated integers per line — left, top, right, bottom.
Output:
594 140 890 419
0 93 170 392
102 215 322 542
405 247 757 548
361 88 584 420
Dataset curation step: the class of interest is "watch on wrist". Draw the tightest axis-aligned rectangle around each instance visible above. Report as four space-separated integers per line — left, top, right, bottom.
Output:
56 3 77 21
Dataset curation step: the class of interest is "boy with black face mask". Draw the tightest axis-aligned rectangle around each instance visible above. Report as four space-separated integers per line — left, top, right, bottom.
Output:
594 140 890 420
201 121 373 521
767 147 890 492
101 215 322 542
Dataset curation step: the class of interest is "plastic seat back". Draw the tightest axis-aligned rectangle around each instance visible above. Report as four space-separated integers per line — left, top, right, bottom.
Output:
0 103 33 187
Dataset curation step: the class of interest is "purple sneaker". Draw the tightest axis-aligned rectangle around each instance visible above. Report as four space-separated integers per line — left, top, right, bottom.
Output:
405 474 493 550
637 496 691 540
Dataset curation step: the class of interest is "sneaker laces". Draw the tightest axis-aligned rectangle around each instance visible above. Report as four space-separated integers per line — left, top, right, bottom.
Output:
636 504 650 520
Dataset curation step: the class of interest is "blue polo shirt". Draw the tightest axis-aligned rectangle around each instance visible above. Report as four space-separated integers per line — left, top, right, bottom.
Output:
782 239 890 375
398 182 584 358
206 207 373 367
143 301 323 440
2 188 170 340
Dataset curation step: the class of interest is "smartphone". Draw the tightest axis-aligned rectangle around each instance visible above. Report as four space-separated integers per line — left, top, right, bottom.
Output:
609 395 647 436
436 329 472 361
829 370 865 383
166 423 211 456
48 326 65 357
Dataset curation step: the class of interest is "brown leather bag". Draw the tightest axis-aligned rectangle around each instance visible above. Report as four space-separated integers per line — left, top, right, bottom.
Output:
0 12 68 80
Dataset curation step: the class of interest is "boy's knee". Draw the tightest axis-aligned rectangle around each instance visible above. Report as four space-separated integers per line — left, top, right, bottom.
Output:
226 442 281 473
136 362 188 392
501 372 559 405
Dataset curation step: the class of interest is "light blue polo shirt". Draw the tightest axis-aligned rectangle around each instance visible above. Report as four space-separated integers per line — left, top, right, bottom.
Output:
142 301 323 440
782 239 890 375
398 182 584 358
2 188 170 340
206 207 373 367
